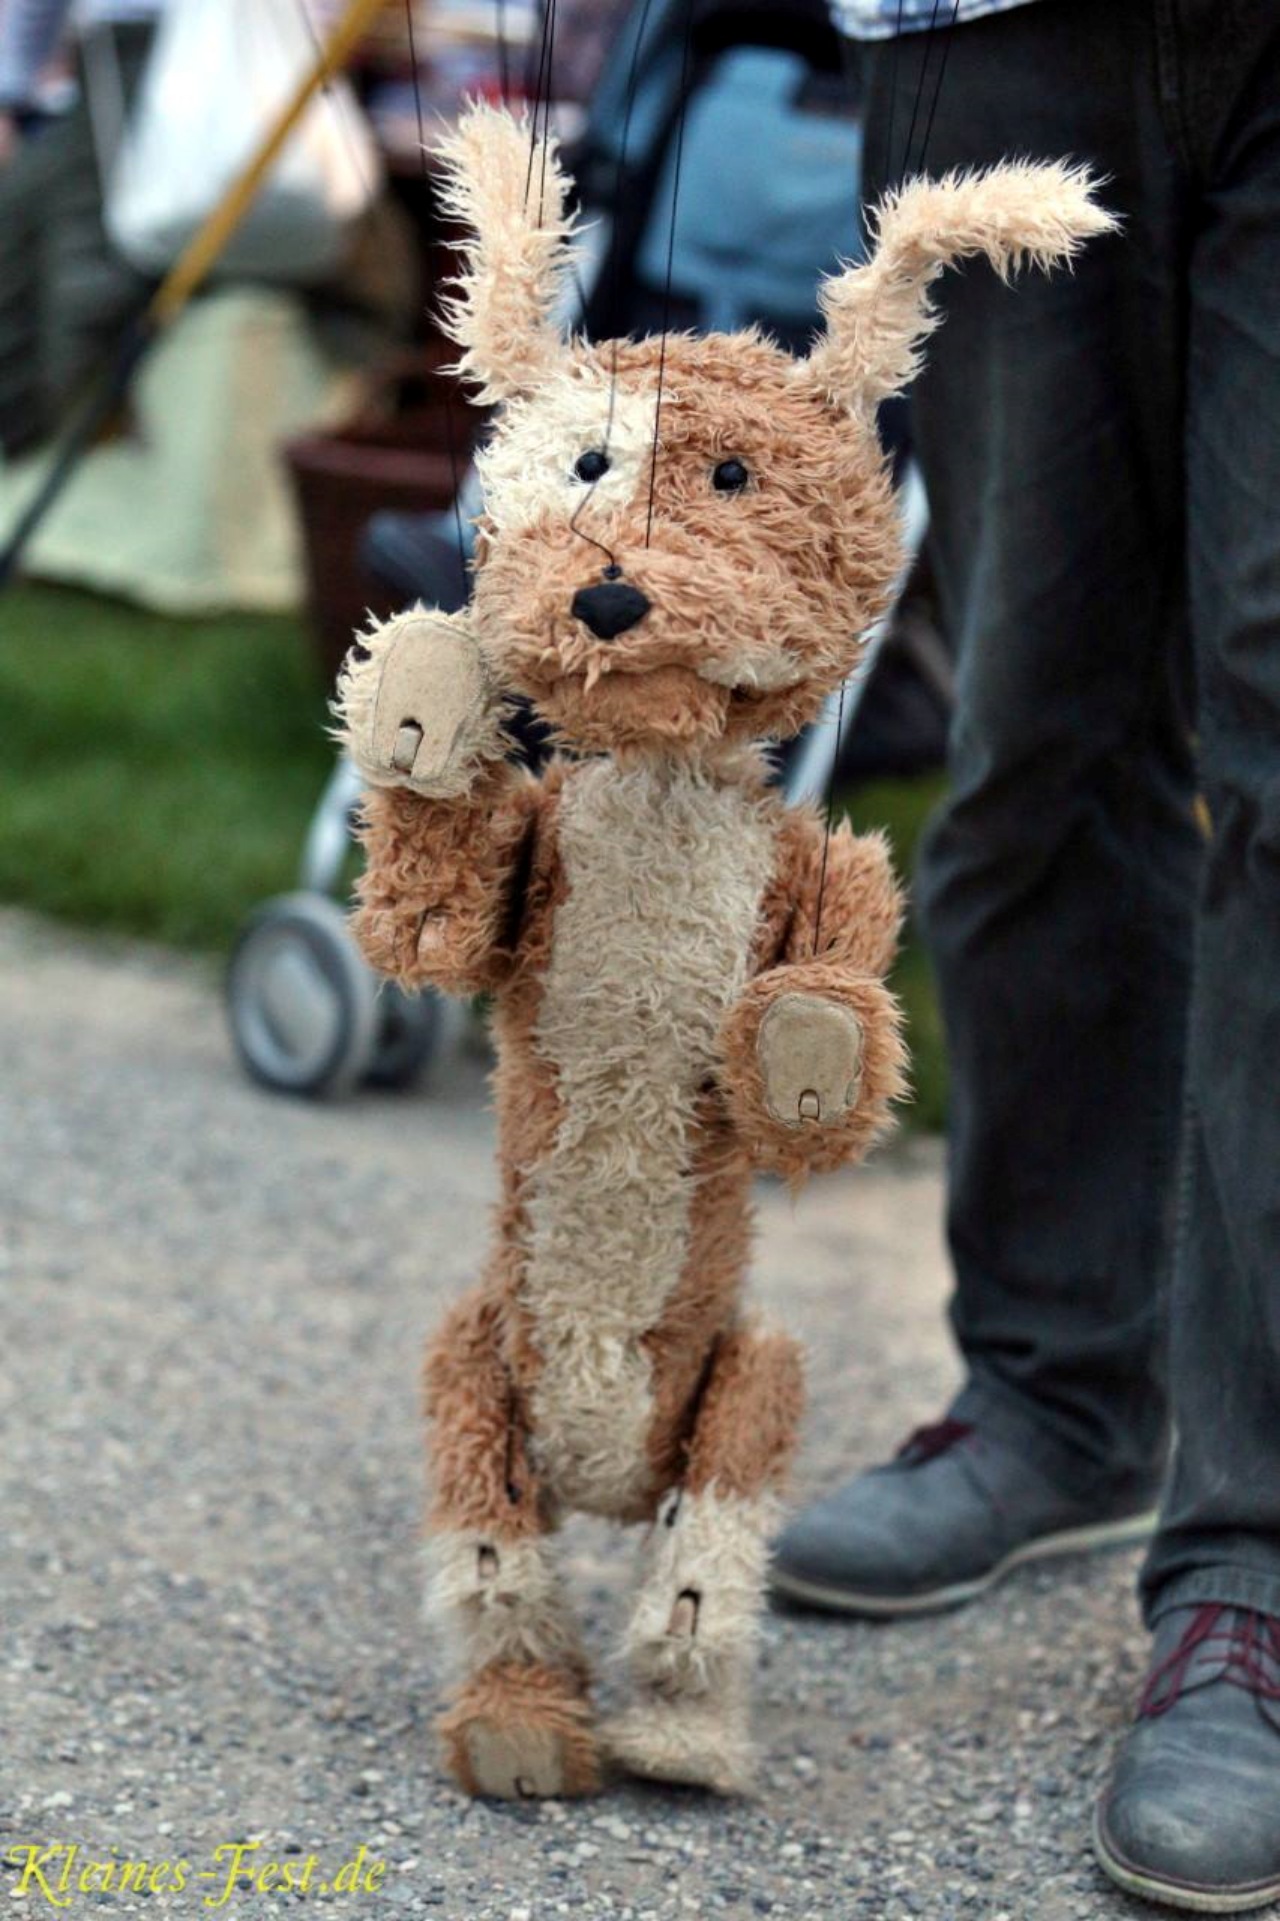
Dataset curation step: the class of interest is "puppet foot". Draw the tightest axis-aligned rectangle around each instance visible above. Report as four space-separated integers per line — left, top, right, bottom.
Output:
439 1661 602 1800
603 1692 756 1795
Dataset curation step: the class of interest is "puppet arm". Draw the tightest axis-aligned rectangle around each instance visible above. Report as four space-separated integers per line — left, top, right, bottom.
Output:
717 817 908 1180
334 608 537 996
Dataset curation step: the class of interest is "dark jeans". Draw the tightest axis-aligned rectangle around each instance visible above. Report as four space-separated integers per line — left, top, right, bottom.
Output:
861 0 1280 1622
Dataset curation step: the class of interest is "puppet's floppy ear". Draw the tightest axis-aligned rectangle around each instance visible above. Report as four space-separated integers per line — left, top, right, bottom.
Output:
435 102 577 405
803 161 1117 420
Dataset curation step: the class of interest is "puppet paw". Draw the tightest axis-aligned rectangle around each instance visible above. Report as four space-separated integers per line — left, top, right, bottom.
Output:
335 608 505 799
756 991 863 1128
602 1694 756 1795
438 1661 601 1800
719 971 904 1176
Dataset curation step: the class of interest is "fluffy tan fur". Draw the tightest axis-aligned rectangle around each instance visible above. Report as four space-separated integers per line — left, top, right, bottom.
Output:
434 105 578 406
608 1324 803 1791
520 757 776 1518
469 330 903 754
602 1691 756 1796
608 1493 777 1793
426 1532 585 1677
352 771 537 997
806 161 1119 417
334 104 1115 1799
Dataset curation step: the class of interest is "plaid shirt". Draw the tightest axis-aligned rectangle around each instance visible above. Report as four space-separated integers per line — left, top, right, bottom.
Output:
835 0 1042 39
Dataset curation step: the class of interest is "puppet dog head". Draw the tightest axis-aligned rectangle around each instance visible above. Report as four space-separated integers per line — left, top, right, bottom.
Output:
439 106 1113 757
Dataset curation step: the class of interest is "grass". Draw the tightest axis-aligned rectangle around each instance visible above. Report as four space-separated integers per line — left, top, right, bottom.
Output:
0 580 948 1125
0 582 333 950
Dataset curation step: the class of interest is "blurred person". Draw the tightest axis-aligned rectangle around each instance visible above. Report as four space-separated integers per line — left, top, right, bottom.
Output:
772 0 1280 1909
0 0 160 455
0 0 416 462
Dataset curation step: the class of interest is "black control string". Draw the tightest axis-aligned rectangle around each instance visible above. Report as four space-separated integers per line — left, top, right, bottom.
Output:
536 1 559 225
900 0 961 180
812 0 958 955
643 0 697 549
566 0 661 574
521 0 549 101
494 0 510 103
512 0 613 578
524 3 598 324
402 0 467 561
523 0 558 212
914 0 962 175
512 2 593 359
899 0 946 181
812 676 849 957
881 0 906 192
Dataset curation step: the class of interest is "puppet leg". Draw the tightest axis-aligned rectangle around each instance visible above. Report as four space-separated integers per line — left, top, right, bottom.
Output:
603 1323 803 1793
424 1288 600 1799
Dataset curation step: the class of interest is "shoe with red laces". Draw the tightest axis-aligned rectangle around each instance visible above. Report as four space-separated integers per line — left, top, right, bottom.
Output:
770 1410 1157 1617
1094 1604 1280 1913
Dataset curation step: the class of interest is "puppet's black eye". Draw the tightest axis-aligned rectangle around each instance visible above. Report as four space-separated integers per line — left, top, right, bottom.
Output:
573 449 610 483
712 457 750 493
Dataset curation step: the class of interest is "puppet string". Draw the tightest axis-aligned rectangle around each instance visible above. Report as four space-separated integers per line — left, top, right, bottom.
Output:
566 0 661 574
812 0 959 955
644 0 696 550
915 0 962 174
537 0 557 224
883 0 906 188
402 0 467 559
524 0 557 208
495 0 510 103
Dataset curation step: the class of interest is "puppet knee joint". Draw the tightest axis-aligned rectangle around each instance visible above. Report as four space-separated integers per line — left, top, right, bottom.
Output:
623 1487 780 1697
425 1528 585 1679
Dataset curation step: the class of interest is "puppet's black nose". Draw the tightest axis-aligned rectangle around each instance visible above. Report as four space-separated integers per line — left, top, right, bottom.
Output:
570 579 651 640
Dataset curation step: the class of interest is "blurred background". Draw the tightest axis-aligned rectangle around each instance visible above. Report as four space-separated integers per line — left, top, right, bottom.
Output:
0 0 950 1125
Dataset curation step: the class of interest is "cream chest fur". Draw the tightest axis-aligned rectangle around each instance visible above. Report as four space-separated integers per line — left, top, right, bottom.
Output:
519 759 776 1513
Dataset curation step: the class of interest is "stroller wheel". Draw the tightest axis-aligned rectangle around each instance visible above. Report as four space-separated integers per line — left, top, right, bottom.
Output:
226 894 379 1098
365 983 441 1090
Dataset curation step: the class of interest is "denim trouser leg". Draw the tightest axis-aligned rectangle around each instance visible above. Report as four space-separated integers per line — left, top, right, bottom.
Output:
861 0 1199 1489
1139 5 1280 1619
862 0 1280 1605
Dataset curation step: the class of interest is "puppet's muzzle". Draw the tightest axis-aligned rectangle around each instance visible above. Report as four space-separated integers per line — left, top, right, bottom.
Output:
570 577 651 641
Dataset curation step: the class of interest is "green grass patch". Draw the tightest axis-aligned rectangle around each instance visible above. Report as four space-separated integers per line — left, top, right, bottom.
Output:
0 581 949 1124
0 582 332 949
842 772 949 1132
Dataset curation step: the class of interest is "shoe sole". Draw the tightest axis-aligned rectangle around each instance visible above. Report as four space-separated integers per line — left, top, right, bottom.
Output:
770 1509 1158 1618
1093 1803 1280 1914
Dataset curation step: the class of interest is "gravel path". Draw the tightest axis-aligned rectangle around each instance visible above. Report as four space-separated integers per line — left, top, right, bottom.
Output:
1 911 1175 1921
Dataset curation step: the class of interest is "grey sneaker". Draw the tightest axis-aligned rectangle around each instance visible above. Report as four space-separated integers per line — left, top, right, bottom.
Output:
1094 1605 1280 1914
771 1417 1157 1617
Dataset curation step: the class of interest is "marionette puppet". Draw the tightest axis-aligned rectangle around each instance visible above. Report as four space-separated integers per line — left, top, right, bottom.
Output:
335 104 1114 1800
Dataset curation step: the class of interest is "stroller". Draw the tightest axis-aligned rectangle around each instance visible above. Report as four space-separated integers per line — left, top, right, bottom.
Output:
225 0 928 1098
